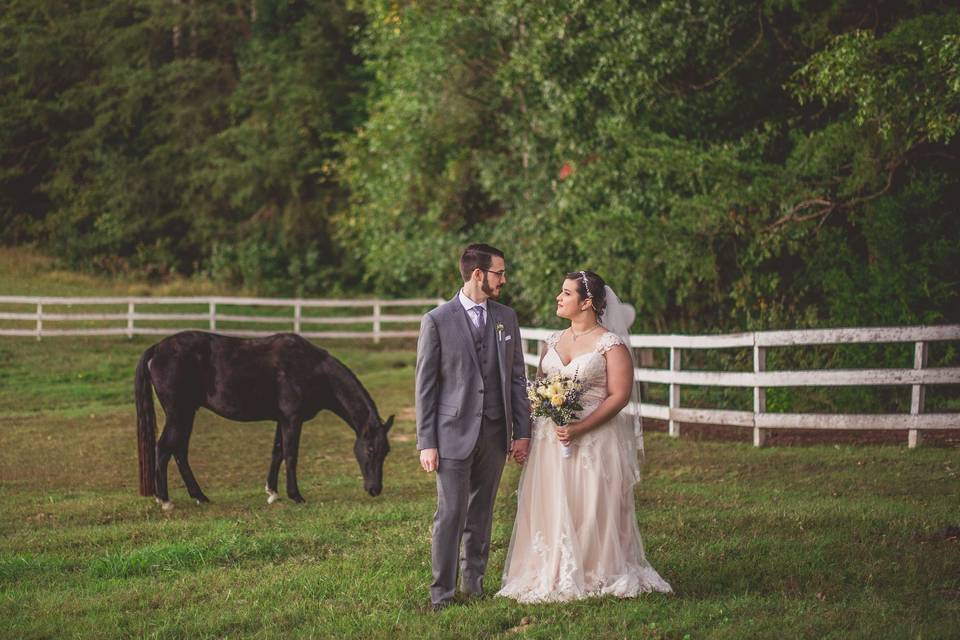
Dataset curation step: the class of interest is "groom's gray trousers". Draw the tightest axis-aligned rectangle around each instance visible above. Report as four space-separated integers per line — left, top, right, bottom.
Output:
431 416 507 604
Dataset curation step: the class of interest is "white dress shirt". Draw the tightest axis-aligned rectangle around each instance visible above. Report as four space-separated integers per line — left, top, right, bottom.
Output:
458 289 488 329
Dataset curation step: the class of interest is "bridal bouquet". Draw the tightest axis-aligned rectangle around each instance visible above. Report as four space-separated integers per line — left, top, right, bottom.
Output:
527 374 583 458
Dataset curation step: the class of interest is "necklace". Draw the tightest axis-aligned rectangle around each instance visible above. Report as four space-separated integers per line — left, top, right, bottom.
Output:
568 324 599 341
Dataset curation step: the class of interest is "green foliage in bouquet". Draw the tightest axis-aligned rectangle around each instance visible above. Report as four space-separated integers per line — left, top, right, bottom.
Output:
528 373 583 427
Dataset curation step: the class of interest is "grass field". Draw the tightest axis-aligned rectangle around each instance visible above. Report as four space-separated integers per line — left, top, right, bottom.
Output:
1 250 959 638
1 334 959 639
0 247 227 298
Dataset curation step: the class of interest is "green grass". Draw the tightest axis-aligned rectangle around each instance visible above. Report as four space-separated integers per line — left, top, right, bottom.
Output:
0 247 228 298
1 335 959 639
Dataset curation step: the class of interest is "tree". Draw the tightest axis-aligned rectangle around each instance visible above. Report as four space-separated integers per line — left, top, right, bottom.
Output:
0 0 367 295
338 0 512 296
343 0 959 330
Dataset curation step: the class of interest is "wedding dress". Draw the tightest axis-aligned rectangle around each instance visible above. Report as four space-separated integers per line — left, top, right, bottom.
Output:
497 329 672 603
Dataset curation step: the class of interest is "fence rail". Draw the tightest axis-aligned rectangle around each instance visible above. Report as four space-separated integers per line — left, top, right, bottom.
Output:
519 325 960 448
0 295 444 343
2 296 957 447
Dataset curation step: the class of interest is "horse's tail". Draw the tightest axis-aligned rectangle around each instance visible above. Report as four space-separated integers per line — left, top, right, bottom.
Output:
136 344 157 497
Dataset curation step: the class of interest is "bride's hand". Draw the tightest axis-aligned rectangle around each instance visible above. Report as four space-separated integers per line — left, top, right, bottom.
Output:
556 422 581 445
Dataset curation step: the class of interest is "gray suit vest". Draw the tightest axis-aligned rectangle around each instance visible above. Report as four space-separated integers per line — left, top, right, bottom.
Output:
463 306 505 421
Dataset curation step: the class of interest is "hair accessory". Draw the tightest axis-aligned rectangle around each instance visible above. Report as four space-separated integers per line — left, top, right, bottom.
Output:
579 270 592 300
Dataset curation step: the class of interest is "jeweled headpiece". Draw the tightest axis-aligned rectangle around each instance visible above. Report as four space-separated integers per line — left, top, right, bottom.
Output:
579 270 593 301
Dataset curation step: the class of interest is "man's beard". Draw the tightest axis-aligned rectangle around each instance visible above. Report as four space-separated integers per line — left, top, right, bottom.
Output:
481 274 501 298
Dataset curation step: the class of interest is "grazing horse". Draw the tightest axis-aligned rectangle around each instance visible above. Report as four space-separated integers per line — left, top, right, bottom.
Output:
135 331 393 510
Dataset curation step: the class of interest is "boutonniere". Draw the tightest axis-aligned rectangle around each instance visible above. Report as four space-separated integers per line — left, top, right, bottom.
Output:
496 321 505 342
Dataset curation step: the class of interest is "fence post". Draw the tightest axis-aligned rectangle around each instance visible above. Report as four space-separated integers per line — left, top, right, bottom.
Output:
373 302 382 344
909 341 928 448
639 347 655 399
35 302 43 341
524 338 537 376
668 347 681 438
753 342 768 447
127 301 135 338
294 301 302 335
209 301 216 331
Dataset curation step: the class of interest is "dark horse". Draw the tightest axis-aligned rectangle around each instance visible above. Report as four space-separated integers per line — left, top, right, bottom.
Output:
135 331 393 510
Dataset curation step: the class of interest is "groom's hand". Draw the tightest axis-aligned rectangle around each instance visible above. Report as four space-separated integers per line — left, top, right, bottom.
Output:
511 439 530 465
420 448 439 472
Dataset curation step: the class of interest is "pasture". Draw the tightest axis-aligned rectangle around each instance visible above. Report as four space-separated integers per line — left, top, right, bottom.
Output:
1 334 958 639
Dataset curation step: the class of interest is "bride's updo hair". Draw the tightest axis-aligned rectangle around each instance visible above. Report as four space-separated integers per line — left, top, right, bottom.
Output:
565 270 607 319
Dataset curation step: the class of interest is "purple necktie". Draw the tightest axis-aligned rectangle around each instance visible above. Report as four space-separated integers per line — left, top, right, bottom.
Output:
473 306 485 331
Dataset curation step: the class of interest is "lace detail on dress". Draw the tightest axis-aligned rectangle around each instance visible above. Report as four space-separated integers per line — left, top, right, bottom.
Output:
532 531 549 559
557 531 578 596
545 331 562 351
595 330 624 354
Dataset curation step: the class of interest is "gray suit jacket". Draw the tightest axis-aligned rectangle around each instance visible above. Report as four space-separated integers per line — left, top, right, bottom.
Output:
415 295 531 460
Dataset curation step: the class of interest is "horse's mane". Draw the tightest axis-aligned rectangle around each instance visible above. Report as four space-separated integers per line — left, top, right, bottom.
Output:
324 353 381 427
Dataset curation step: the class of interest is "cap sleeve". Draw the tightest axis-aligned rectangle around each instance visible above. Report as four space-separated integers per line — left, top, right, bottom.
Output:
545 331 562 350
595 331 625 355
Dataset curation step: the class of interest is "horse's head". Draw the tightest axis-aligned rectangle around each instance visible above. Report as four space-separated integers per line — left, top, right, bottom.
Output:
354 414 393 496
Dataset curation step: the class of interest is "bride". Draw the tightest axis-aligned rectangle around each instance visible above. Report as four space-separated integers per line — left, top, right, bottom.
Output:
497 270 672 603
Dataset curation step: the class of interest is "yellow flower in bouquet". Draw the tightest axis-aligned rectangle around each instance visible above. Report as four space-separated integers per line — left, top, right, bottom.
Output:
527 374 584 427
528 373 584 459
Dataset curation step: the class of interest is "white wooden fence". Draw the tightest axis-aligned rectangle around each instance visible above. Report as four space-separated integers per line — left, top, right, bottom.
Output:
520 325 960 448
0 296 444 343
1 296 957 447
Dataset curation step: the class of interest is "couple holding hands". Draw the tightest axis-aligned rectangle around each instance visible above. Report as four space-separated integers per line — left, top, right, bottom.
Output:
416 244 671 610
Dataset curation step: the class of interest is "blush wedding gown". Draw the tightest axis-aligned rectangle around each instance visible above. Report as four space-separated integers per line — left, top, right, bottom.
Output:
497 330 672 603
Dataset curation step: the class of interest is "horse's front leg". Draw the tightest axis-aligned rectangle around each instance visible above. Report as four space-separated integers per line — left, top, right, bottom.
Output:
265 422 284 504
280 419 305 503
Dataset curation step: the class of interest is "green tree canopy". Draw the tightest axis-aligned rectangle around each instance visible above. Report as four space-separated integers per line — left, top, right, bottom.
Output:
1 0 365 294
342 0 959 329
2 0 957 328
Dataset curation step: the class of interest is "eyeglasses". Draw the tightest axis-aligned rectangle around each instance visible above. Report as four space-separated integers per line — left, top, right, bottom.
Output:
481 269 507 279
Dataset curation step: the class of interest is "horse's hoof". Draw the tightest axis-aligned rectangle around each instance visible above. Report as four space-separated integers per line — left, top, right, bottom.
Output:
290 495 305 504
265 485 281 504
195 496 210 505
160 501 175 512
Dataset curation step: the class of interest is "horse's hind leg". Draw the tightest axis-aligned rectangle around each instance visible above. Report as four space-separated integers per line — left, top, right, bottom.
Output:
154 417 178 510
171 410 209 504
281 419 306 503
156 408 207 508
265 423 283 504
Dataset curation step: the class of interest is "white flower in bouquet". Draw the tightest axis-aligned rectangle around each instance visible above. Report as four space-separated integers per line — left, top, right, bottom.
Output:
527 373 584 458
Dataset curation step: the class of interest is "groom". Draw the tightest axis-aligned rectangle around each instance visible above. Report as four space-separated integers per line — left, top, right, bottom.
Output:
416 243 530 610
